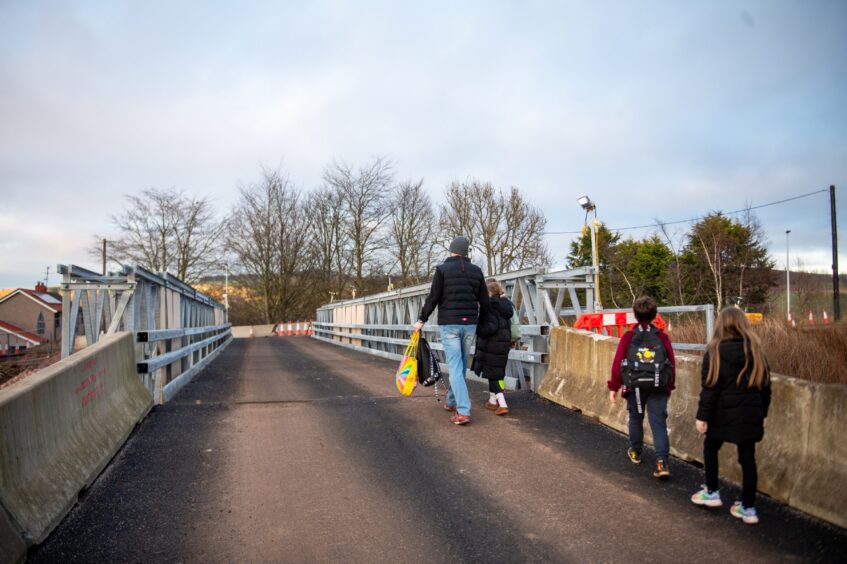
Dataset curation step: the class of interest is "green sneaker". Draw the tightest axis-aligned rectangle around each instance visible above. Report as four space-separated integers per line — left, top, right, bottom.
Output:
627 448 642 464
691 486 723 507
730 502 759 524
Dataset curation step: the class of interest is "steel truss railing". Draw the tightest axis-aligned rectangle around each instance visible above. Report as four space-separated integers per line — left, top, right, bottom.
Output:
59 264 231 403
315 265 601 391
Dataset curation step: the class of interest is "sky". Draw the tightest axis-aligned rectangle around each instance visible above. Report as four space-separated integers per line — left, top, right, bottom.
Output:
1 0 845 289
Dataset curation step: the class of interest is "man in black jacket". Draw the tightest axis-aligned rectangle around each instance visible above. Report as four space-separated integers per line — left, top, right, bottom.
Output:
414 236 489 425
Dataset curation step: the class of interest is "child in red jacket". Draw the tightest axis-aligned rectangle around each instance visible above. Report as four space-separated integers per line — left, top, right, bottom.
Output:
608 296 676 479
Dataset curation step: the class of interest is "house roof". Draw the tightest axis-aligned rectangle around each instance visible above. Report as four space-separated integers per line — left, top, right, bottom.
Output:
0 320 44 345
0 289 62 313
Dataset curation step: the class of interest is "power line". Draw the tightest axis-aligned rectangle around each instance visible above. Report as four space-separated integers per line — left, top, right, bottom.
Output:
544 188 829 235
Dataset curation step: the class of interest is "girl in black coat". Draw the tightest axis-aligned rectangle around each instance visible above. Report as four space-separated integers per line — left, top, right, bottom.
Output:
691 307 771 525
472 279 515 415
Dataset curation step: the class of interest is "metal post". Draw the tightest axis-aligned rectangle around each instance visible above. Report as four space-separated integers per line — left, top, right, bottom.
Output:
102 239 107 275
786 230 791 321
831 185 841 321
589 209 601 311
224 264 229 322
705 304 715 342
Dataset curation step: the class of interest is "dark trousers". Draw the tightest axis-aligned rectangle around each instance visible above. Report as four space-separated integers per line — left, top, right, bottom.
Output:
488 379 504 393
704 436 758 508
625 391 669 460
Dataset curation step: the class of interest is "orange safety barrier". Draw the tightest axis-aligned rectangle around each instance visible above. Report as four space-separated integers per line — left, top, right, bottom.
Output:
573 311 666 337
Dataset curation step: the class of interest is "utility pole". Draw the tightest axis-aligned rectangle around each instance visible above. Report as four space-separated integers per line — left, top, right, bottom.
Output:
831 185 841 321
786 230 791 321
102 238 107 275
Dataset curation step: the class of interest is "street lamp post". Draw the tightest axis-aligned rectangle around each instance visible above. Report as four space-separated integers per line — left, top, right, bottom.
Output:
223 264 229 322
785 230 791 322
577 195 602 311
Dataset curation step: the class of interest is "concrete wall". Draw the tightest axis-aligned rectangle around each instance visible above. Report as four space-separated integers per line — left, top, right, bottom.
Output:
0 332 153 552
231 324 277 338
538 327 847 529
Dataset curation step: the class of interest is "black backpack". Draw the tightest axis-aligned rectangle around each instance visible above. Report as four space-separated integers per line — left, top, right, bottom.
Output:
620 326 672 391
417 336 442 387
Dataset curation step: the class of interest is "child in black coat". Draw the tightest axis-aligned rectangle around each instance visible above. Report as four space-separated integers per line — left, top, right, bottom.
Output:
691 306 771 525
472 279 515 415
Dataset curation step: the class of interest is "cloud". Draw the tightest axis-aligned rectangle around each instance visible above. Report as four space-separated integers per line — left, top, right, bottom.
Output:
1 0 846 287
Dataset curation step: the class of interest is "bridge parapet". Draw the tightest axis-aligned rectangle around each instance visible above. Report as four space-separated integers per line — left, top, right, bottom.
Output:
58 264 231 403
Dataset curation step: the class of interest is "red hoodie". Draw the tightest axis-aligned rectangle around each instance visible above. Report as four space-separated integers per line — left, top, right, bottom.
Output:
608 323 676 396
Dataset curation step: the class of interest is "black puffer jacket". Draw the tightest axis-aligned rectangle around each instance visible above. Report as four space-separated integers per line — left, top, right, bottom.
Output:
419 256 489 325
696 339 772 443
472 296 515 380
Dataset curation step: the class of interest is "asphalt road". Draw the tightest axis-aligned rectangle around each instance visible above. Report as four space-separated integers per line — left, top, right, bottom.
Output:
29 337 847 563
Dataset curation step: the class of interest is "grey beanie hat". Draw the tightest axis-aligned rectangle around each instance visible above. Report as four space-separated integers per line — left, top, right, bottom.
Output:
448 236 470 256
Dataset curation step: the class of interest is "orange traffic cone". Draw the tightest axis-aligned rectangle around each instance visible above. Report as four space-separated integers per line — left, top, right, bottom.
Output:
808 311 815 325
823 311 830 324
296 321 301 336
667 321 673 332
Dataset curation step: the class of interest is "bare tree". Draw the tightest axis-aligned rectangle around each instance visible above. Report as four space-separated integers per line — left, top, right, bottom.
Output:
439 180 549 274
323 157 394 293
93 187 225 283
304 186 353 303
655 220 687 305
387 179 439 285
227 168 309 323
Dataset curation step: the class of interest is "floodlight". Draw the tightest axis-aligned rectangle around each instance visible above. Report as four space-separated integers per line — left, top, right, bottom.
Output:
577 195 594 210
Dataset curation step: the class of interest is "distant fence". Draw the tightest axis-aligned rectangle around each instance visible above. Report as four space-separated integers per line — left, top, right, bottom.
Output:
59 264 231 403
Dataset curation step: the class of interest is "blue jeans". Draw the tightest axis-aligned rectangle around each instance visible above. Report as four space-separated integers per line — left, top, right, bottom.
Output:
626 391 670 460
441 324 476 416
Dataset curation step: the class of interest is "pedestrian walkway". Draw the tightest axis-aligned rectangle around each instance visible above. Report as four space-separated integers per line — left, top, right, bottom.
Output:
29 338 847 562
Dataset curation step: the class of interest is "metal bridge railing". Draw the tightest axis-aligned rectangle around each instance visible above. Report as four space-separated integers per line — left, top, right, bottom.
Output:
314 265 601 391
59 264 231 403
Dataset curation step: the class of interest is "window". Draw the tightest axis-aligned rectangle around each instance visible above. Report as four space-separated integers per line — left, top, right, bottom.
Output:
37 312 45 335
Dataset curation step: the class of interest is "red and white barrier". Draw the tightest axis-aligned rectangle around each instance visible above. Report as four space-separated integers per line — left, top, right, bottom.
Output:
573 311 666 337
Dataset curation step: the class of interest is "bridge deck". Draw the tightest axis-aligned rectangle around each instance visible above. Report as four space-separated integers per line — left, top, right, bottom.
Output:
30 337 846 562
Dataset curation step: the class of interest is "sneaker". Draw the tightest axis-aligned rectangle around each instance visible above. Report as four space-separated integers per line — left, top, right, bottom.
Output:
627 448 642 465
653 459 670 479
495 406 509 416
691 486 723 507
484 401 498 412
730 502 759 525
444 402 456 412
450 413 470 425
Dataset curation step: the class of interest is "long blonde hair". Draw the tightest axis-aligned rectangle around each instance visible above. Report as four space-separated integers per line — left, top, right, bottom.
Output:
705 307 769 389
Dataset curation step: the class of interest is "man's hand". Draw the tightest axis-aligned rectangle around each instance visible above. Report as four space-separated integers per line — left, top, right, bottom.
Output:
609 390 618 404
695 419 708 434
413 321 424 332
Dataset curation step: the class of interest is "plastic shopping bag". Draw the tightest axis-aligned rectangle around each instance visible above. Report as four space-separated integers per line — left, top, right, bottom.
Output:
395 331 420 396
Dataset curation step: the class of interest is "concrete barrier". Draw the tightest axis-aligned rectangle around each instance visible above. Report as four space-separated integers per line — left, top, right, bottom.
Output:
538 327 847 529
232 324 276 338
0 332 153 547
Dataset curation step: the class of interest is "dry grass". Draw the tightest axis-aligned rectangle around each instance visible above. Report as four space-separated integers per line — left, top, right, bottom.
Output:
665 317 847 385
0 348 61 390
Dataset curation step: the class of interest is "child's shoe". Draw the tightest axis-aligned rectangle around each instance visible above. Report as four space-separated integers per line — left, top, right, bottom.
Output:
626 448 642 464
653 459 670 479
691 486 723 507
730 502 759 524
495 406 509 416
484 401 498 412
